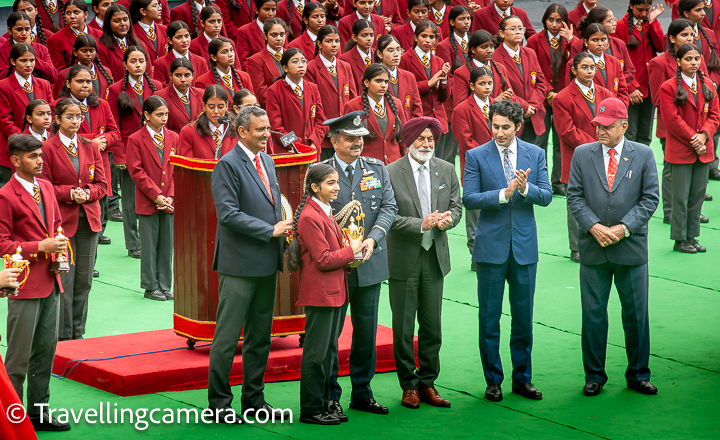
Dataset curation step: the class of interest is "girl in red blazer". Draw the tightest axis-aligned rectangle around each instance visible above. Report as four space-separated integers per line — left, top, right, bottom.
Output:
232 88 258 111
428 0 451 40
567 0 595 35
676 0 720 85
41 97 107 340
126 95 177 300
288 2 327 62
195 37 253 99
341 0 401 26
470 0 536 40
266 47 328 153
247 18 287 108
189 5 242 70
117 0 170 24
90 0 113 31
339 19 374 93
236 0 279 71
34 0 64 32
47 0 102 70
155 58 203 134
97 4 152 82
170 0 218 38
153 21 209 85
10 0 55 43
337 0 390 47
129 0 168 65
375 35 423 118
0 44 53 172
660 43 720 252
0 11 57 84
399 20 451 153
305 25 356 158
215 0 254 42
344 64 407 164
22 98 52 141
53 35 114 99
614 0 665 145
391 0 429 51
178 85 238 158
494 15 548 144
277 0 305 40
287 163 360 425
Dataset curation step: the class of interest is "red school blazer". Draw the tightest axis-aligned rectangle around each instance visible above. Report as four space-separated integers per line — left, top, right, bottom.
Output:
0 40 57 84
169 1 228 39
154 85 204 135
236 21 266 71
53 63 114 100
344 96 408 165
177 121 237 159
40 135 107 235
288 31 318 62
47 25 103 71
569 35 640 93
0 177 62 299
215 0 253 42
434 34 469 121
0 75 53 168
152 52 209 86
553 83 614 183
660 76 720 164
195 68 254 101
295 198 354 308
613 15 664 97
276 0 305 42
338 13 387 49
125 127 177 215
451 95 494 180
189 35 244 72
563 52 629 107
471 6 537 41
97 40 154 85
452 60 511 107
391 22 414 52
247 48 282 109
388 67 423 119
671 0 720 46
341 0 402 26
338 47 371 96
266 79 328 154
399 49 449 132
567 3 588 38
526 29 570 98
430 6 450 40
494 44 547 135
133 23 169 65
117 0 170 24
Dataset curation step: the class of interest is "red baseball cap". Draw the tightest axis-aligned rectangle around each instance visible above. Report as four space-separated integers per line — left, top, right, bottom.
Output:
591 97 628 126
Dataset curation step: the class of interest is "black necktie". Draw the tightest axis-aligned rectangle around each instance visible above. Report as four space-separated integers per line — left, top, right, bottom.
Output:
346 164 354 184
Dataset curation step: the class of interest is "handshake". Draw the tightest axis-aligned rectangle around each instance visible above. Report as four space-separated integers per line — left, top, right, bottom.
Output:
422 210 453 232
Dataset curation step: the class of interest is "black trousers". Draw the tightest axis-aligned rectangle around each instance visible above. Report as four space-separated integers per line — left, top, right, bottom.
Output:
108 152 120 212
138 211 173 292
626 96 654 146
519 117 541 146
119 168 140 251
539 106 563 192
669 160 709 241
0 165 13 188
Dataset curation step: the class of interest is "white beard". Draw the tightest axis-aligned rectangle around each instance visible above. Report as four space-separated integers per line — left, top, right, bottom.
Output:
410 148 434 163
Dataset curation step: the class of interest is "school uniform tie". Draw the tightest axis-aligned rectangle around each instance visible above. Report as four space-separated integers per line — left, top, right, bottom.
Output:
153 133 164 149
65 141 77 157
213 128 222 151
421 55 430 68
47 0 57 13
133 81 143 96
502 11 508 18
180 94 189 104
690 80 697 94
503 147 514 185
273 51 282 62
22 80 32 94
30 32 35 42
482 104 489 119
254 156 274 202
513 53 521 64
460 39 467 51
148 25 156 41
294 85 303 98
329 64 336 77
297 1 303 14
434 10 443 23
365 55 371 67
550 37 559 49
607 148 618 190
120 40 127 52
374 102 385 118
32 184 41 203
418 164 433 250
596 58 605 70
222 74 234 94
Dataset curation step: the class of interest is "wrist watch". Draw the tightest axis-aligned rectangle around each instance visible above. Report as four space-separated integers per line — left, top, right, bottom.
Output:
621 224 630 237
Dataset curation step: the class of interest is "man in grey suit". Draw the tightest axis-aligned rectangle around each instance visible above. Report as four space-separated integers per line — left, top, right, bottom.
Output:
567 98 660 397
387 117 462 409
208 106 293 424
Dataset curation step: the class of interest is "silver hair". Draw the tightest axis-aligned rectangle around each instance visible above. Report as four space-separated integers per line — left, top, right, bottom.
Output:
235 106 267 130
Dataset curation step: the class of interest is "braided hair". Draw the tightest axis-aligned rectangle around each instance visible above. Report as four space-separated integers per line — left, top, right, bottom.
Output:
195 84 237 138
209 37 245 90
578 5 610 35
344 17 374 52
542 3 569 85
666 19 695 57
678 0 720 72
140 95 168 126
187 0 215 38
674 43 714 105
39 0 64 31
59 64 100 108
314 24 339 58
447 5 469 72
626 0 653 50
70 35 114 86
117 46 156 116
13 0 49 45
286 163 338 272
360 64 402 142
6 43 35 78
286 0 296 39
466 30 507 94
568 51 594 80
22 98 50 131
100 4 144 51
302 2 326 34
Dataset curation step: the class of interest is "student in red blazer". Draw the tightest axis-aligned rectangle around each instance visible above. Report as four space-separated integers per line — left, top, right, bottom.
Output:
188 6 242 71
288 2 329 62
177 84 237 159
266 48 328 154
46 0 102 70
337 1 388 48
154 59 204 134
428 0 451 39
375 35 423 118
97 4 154 82
117 0 170 24
33 0 64 32
391 0 430 51
126 96 177 300
236 0 279 70
52 35 114 100
0 135 71 432
344 64 407 164
470 0 536 40
90 0 112 31
288 164 360 425
170 0 223 38
0 12 57 84
277 0 308 41
21 99 52 142
0 43 53 175
305 25 357 158
567 0 595 36
676 0 720 96
41 98 107 340
494 15 548 143
215 0 254 42
341 0 401 26
153 21 209 85
7 0 55 43
195 37 254 100
130 0 169 65
339 20 374 93
247 18 287 108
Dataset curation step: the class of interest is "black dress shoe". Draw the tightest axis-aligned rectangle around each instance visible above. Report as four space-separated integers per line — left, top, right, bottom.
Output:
93 270 99 277
485 384 503 401
688 238 707 252
163 290 174 300
128 249 141 259
470 261 476 272
214 408 244 424
663 217 671 224
109 209 123 222
709 169 720 180
349 398 389 414
98 234 111 245
705 193 713 201
583 382 603 396
299 412 341 425
674 240 698 253
144 289 166 301
700 214 709 223
627 380 658 395
29 414 71 431
553 186 566 196
570 251 580 263
512 382 543 400
327 400 348 422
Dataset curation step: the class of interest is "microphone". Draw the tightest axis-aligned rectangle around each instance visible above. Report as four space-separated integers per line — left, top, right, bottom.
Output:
270 130 299 152
215 116 234 160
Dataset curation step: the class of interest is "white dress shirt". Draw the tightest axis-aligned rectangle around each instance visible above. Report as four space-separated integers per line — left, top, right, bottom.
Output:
239 142 270 179
173 49 189 60
357 46 372 64
503 43 521 61
285 77 303 94
495 4 511 17
146 124 164 140
681 72 697 90
575 78 595 96
320 53 336 74
59 131 78 153
601 137 624 174
128 75 143 91
408 153 432 209
209 122 226 142
15 71 32 90
368 95 384 114
14 173 38 197
497 137 529 204
29 128 48 142
312 196 332 216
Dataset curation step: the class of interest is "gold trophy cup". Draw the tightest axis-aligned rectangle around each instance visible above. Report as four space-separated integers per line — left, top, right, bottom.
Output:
2 247 30 296
50 226 70 274
336 200 365 268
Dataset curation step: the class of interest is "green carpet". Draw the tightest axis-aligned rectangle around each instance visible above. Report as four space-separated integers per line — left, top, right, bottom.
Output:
1 134 719 439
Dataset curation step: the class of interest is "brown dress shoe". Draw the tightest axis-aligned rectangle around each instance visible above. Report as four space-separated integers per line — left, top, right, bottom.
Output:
419 388 451 407
401 390 420 409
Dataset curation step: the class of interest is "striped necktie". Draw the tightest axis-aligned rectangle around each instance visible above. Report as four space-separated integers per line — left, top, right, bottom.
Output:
79 102 88 113
690 80 697 94
581 87 595 102
90 69 97 81
223 74 234 93
390 73 397 83
421 55 429 67
374 102 385 118
133 81 143 95
65 141 77 157
635 20 642 32
213 128 221 150
148 25 156 41
596 58 605 70
30 32 36 42
460 39 467 51
502 11 508 18
120 40 127 52
180 94 189 104
297 1 303 13
482 104 488 119
153 133 164 149
22 80 32 94
47 0 57 13
434 10 442 23
550 37 559 49
32 184 41 203
273 51 282 62
513 53 521 64
329 64 336 77
365 56 371 66
294 85 303 98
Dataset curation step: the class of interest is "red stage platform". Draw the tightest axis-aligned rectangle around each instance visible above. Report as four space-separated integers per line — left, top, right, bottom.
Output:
52 317 416 397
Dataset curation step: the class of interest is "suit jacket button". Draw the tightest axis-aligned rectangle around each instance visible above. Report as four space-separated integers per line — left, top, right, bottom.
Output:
507 224 510 228
607 207 611 210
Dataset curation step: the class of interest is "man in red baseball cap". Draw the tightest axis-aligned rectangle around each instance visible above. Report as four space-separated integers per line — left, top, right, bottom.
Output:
566 97 660 397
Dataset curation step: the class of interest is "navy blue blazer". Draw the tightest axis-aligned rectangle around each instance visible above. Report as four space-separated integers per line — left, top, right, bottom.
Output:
211 143 284 277
462 138 553 265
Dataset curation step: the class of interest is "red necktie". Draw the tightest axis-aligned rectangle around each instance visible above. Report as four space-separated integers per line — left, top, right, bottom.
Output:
607 148 618 190
254 156 274 203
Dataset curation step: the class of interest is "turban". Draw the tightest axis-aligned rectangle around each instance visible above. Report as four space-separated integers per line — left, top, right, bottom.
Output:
402 117 442 148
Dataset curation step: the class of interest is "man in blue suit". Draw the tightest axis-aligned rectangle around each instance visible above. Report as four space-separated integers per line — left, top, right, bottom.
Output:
207 106 293 424
462 100 553 402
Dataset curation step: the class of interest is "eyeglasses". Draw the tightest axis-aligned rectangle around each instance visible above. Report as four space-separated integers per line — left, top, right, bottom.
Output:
603 17 617 23
62 114 85 121
504 26 525 33
384 48 404 55
289 58 308 65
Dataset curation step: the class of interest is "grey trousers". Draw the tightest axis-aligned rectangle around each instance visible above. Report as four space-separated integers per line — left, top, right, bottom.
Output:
540 106 563 192
669 160 709 241
119 168 140 251
5 285 60 414
566 184 579 253
625 97 654 146
465 208 479 254
108 152 120 212
389 246 444 391
59 215 99 339
138 211 173 292
300 305 344 415
208 273 277 411
660 139 672 221
441 124 459 166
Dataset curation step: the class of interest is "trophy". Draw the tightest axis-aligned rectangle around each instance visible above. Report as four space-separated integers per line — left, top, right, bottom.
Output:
50 226 70 274
335 199 366 267
2 247 30 296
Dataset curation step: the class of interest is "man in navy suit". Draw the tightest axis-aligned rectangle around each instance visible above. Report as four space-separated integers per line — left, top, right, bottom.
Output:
462 100 553 402
566 98 659 397
207 106 293 424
